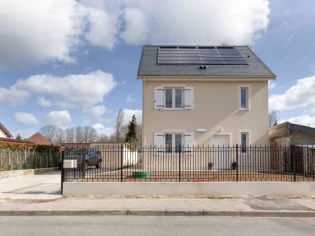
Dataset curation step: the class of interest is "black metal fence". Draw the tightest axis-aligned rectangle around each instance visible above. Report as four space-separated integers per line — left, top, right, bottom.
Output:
62 145 315 183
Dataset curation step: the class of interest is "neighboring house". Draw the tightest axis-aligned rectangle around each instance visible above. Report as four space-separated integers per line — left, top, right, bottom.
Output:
137 45 276 149
0 123 13 139
269 122 315 146
269 122 315 174
26 132 52 145
0 137 34 145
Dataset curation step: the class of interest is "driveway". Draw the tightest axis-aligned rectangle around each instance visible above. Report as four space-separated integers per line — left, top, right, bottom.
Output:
0 171 62 200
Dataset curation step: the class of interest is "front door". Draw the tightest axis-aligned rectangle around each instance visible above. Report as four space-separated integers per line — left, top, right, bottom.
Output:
213 135 230 169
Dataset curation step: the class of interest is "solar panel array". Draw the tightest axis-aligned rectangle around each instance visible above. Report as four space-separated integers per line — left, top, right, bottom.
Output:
157 47 248 65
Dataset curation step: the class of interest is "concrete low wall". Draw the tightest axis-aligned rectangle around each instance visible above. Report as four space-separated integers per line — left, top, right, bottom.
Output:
0 167 59 178
63 182 315 197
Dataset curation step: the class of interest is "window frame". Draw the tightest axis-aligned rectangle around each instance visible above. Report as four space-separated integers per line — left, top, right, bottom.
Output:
241 132 248 153
238 84 251 111
238 130 251 154
240 87 248 109
164 88 183 110
164 132 184 153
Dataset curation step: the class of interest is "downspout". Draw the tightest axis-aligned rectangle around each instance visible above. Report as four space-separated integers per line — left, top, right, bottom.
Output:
142 77 146 146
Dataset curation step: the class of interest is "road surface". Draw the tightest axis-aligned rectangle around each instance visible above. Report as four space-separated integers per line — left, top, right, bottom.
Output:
1 216 315 236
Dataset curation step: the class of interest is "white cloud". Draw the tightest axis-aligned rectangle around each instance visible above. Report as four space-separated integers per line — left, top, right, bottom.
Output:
45 110 71 125
38 97 52 107
120 7 147 45
126 94 136 103
0 0 271 68
122 109 142 125
0 88 29 105
85 105 107 121
83 5 119 49
310 105 315 114
280 115 315 128
127 0 270 45
92 123 115 136
7 70 116 108
269 76 315 111
0 0 85 68
15 112 39 125
82 0 270 48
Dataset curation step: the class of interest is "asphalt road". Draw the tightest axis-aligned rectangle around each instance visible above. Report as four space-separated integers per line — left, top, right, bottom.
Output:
1 216 315 236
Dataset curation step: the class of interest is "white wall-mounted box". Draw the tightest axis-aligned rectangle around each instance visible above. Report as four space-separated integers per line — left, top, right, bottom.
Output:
63 160 77 168
197 128 206 132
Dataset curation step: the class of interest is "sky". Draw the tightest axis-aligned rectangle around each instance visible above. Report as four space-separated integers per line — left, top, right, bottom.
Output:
1 0 315 139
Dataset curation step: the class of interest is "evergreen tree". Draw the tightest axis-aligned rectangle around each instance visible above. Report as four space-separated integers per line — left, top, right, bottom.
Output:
16 133 22 140
125 115 137 145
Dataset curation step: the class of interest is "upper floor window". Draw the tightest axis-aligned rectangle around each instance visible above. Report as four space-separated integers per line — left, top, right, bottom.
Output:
238 85 250 110
241 87 248 109
154 86 194 110
165 88 182 109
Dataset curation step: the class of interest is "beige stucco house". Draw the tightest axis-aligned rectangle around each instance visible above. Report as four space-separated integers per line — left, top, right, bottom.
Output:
137 45 276 150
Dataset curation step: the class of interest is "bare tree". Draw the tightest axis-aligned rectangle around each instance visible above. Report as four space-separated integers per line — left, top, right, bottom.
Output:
269 110 279 127
97 134 109 142
120 124 128 141
75 126 84 143
55 128 65 145
136 124 142 146
40 125 57 143
65 127 75 143
83 126 98 142
115 109 124 142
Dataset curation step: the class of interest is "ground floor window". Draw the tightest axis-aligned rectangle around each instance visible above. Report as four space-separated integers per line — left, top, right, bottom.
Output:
241 132 248 153
165 133 183 153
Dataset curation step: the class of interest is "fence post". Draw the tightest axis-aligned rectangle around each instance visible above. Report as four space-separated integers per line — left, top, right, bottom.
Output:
61 148 65 195
121 144 123 182
292 145 296 182
236 144 239 182
179 145 181 182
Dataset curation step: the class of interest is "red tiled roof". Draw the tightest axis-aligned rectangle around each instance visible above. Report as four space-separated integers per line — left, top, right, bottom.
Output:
0 137 35 145
0 123 13 138
26 132 52 145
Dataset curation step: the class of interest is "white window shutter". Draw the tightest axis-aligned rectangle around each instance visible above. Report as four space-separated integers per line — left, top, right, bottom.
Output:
154 87 164 110
184 132 195 148
153 132 164 148
184 87 194 109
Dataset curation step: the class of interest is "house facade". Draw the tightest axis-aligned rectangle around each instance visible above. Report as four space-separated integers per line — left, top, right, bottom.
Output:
0 123 13 139
137 45 276 149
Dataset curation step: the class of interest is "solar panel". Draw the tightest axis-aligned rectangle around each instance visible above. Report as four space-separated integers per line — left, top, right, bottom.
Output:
157 47 248 65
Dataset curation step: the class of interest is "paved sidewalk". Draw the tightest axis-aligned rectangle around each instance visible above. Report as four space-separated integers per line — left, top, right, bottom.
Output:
0 171 61 200
1 196 315 217
1 172 315 217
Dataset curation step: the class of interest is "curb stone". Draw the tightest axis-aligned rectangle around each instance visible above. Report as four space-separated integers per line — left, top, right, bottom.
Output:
1 210 315 217
128 210 165 216
165 210 204 216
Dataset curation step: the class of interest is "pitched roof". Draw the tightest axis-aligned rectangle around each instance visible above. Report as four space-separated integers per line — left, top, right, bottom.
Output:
0 137 35 145
137 45 276 78
0 123 13 138
26 132 52 145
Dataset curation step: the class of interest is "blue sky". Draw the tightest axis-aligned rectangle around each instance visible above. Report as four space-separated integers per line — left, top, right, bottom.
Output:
1 0 315 138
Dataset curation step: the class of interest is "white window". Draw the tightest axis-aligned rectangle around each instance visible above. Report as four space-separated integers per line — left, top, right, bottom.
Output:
154 86 194 110
238 85 251 110
240 132 249 153
241 88 248 109
153 131 195 153
165 133 183 153
165 88 183 109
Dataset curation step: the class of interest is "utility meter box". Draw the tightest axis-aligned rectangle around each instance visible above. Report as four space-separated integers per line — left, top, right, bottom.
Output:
63 160 77 168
